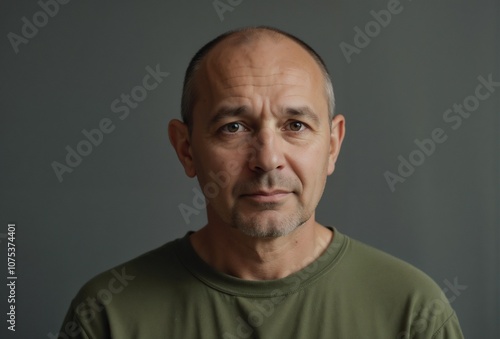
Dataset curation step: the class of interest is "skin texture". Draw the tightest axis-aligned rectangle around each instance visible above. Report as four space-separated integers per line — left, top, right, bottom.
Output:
169 32 345 280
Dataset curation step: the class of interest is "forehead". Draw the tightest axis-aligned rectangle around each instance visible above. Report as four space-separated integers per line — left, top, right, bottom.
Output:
195 35 324 98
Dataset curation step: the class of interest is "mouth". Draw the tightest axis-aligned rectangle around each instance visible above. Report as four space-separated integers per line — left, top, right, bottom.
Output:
240 190 292 203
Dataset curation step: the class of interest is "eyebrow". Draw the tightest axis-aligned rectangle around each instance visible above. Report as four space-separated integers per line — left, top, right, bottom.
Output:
209 106 249 126
283 106 321 126
208 105 321 126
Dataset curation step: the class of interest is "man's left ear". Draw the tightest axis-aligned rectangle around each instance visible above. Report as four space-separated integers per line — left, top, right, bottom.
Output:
327 114 345 175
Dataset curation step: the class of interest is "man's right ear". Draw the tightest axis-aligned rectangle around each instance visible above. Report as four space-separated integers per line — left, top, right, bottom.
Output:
168 119 196 178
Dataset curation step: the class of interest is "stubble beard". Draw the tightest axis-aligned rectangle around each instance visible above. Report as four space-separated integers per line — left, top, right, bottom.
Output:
231 202 311 238
228 171 315 238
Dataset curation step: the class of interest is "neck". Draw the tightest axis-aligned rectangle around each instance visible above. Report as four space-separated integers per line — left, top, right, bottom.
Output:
190 218 333 280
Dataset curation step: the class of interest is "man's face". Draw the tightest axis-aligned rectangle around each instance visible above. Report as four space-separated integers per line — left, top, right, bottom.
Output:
179 36 344 238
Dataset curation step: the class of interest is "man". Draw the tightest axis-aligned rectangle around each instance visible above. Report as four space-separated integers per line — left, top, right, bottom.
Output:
58 27 464 338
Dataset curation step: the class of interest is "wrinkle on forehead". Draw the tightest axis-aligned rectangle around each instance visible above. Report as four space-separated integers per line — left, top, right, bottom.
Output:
191 35 327 118
221 70 311 90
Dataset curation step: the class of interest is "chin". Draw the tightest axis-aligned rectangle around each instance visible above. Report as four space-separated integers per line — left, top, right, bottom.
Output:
232 210 308 239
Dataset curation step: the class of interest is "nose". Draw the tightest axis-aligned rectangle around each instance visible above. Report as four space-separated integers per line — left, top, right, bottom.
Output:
247 127 285 173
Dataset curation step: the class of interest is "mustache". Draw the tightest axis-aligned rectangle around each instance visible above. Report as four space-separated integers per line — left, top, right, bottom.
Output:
234 173 299 195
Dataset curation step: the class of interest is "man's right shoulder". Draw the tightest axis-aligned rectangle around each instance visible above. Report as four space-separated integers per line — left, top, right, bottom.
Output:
72 236 188 304
58 237 194 339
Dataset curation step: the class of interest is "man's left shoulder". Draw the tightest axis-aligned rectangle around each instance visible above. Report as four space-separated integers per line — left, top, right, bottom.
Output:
331 233 464 338
339 234 448 300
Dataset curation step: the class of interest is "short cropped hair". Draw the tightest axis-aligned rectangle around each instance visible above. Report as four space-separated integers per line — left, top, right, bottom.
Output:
181 26 335 132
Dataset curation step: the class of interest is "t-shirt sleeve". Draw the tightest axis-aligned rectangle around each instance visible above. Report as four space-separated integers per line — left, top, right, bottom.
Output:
57 293 112 339
398 298 465 339
430 311 464 339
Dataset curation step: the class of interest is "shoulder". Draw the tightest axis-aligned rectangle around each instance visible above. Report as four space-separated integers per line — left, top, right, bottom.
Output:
60 235 206 338
334 232 463 338
340 234 443 295
71 236 189 307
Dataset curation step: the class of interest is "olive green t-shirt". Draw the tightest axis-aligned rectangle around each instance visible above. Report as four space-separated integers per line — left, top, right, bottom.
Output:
59 229 464 338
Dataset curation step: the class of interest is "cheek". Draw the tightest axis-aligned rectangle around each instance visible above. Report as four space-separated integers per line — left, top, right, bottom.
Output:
196 136 250 172
292 144 330 193
193 148 245 198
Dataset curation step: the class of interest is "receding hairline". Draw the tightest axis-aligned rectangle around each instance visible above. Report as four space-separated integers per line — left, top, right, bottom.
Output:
181 26 335 131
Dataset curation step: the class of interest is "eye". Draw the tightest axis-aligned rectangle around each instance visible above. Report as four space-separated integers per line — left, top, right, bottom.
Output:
221 122 246 133
287 121 305 132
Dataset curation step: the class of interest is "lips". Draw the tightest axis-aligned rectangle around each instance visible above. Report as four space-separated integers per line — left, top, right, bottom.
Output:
240 189 291 203
246 190 290 196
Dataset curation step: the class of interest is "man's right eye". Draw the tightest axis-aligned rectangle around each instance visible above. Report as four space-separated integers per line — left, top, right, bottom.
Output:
221 122 245 133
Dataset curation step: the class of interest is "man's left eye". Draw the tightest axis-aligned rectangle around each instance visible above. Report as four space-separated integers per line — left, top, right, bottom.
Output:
287 121 305 132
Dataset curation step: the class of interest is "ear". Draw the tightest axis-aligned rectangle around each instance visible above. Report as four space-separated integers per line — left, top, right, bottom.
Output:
168 119 196 178
327 114 346 175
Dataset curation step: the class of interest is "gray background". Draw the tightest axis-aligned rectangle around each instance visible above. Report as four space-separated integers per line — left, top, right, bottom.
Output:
1 0 498 338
